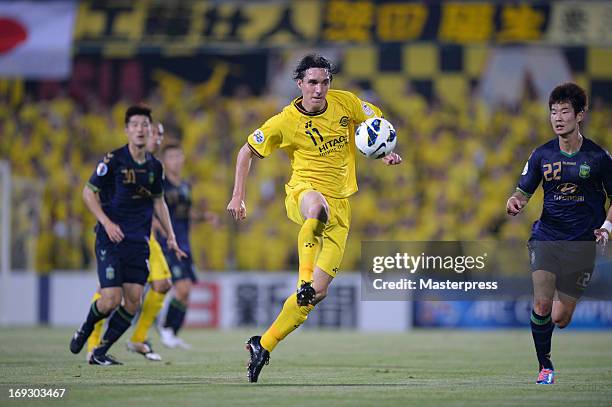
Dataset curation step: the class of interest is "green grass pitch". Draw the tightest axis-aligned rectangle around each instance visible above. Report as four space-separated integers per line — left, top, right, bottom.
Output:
1 327 611 406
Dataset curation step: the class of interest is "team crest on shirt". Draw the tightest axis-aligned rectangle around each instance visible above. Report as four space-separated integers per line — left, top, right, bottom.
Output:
362 102 374 116
521 161 529 175
253 129 265 144
579 163 590 178
96 162 108 176
339 116 349 127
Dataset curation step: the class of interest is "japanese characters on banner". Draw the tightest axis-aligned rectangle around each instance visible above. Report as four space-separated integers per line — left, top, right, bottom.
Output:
546 1 612 45
72 1 612 53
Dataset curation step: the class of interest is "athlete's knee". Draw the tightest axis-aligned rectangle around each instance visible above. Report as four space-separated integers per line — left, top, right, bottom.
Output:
122 290 142 313
305 202 329 224
151 279 172 294
174 280 191 302
533 299 553 316
175 289 190 303
553 313 572 329
98 292 121 312
122 297 141 315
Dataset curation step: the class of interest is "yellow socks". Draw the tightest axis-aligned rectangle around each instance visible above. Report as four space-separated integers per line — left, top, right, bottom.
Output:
260 293 314 352
130 289 166 343
87 292 103 353
259 218 324 352
297 218 325 284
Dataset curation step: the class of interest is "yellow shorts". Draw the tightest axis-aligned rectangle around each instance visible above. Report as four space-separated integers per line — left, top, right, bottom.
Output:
147 235 171 282
285 182 351 278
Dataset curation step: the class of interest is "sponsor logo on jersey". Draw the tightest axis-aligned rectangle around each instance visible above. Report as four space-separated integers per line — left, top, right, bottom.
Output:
318 135 348 155
556 183 578 195
579 163 590 178
135 185 153 198
96 162 108 176
339 116 349 127
253 129 265 144
554 182 584 202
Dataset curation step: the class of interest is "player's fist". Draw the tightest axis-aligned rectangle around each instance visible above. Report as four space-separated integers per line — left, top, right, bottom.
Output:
227 197 246 221
383 152 402 165
506 196 524 216
103 220 124 243
594 228 609 246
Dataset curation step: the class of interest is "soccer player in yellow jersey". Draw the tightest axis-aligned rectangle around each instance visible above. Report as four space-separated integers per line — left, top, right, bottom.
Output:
86 122 174 362
227 54 402 382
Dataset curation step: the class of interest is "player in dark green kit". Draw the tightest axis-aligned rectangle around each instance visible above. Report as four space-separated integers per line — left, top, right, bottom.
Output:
157 144 199 349
69 106 186 365
506 83 612 384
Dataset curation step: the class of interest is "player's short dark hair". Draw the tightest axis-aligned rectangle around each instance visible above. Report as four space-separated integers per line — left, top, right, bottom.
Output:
548 83 588 114
125 105 152 125
293 54 337 81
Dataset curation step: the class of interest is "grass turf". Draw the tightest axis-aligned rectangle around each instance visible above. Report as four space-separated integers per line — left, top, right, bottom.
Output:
1 327 611 406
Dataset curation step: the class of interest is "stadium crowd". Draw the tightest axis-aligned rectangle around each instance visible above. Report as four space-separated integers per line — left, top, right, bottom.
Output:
1 77 611 272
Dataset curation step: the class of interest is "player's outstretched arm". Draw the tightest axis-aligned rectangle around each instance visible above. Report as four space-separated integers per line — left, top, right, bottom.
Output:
82 185 124 243
506 191 529 216
594 206 612 245
154 197 187 259
227 143 254 221
382 152 402 165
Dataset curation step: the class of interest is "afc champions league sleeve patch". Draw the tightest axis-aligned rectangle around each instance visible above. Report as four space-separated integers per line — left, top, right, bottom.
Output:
362 102 374 117
252 129 265 145
521 161 529 176
96 162 108 176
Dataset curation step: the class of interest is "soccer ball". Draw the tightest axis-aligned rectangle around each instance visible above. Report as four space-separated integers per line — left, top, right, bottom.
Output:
355 117 397 159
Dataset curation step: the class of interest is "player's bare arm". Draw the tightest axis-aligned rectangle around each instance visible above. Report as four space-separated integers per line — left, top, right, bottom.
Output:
227 142 253 221
151 215 166 238
506 190 530 216
153 197 187 259
382 152 402 165
82 185 124 243
594 206 612 245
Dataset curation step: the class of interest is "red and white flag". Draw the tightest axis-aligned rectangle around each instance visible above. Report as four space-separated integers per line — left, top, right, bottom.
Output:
0 1 76 79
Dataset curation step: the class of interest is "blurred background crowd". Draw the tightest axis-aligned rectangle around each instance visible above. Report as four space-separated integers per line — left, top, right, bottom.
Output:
3 76 611 273
1 0 612 273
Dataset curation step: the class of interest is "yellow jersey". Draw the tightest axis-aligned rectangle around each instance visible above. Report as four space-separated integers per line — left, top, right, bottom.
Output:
247 89 382 199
